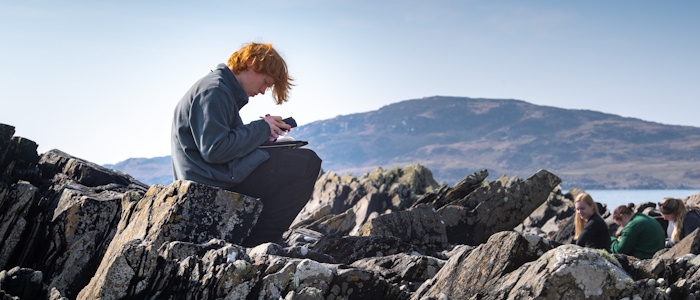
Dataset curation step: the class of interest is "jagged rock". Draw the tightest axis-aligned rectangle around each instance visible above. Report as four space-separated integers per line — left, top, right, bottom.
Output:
0 143 149 299
312 235 415 265
329 267 408 300
10 122 700 299
439 244 475 261
362 164 439 207
39 149 145 189
658 228 700 260
350 253 445 292
548 215 575 245
524 186 574 226
0 124 41 185
257 259 334 300
0 267 45 300
640 228 700 281
686 191 700 207
357 204 448 252
0 181 39 269
247 242 335 265
155 239 260 299
283 228 325 249
516 186 575 239
293 172 365 227
293 165 438 229
77 180 263 299
612 254 655 281
348 192 385 235
357 170 560 250
411 169 488 210
666 255 700 297
305 208 358 236
412 231 553 299
438 169 561 246
633 253 700 298
49 287 69 300
488 245 645 299
283 287 325 300
255 258 409 300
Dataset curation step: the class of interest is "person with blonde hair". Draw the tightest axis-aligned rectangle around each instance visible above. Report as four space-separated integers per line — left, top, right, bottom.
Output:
573 193 610 250
172 42 322 247
610 203 665 259
659 198 700 248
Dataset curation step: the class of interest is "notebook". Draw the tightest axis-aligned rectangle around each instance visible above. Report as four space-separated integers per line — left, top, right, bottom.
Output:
258 140 308 149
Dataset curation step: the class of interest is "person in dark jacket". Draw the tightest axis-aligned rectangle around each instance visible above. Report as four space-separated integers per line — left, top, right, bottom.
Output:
574 193 611 251
610 203 665 259
659 197 700 248
171 42 322 247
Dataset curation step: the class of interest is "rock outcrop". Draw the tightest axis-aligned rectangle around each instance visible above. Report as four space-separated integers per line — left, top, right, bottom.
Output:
6 122 700 299
0 124 149 299
77 180 263 299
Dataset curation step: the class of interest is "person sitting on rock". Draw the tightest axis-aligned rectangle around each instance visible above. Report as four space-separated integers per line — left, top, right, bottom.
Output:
610 203 665 259
658 197 700 248
573 193 611 251
171 42 322 247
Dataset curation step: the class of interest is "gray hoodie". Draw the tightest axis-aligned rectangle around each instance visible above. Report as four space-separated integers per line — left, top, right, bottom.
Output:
171 64 270 189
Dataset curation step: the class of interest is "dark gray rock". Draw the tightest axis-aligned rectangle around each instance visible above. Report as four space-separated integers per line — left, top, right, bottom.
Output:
0 267 45 300
312 234 415 265
77 180 263 299
247 242 336 265
658 228 700 260
411 169 488 210
412 231 553 299
293 165 439 229
0 144 149 299
521 186 573 228
283 228 325 249
438 170 561 246
350 253 445 292
0 124 41 185
329 267 408 300
488 245 646 299
357 204 448 252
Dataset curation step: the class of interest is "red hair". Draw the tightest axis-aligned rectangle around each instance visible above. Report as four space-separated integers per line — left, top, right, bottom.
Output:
227 42 293 104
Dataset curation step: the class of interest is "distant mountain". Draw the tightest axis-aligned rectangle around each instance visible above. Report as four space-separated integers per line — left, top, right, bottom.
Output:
104 156 172 186
106 96 700 189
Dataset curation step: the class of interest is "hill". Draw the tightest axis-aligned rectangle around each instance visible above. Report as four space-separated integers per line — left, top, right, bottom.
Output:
104 156 172 186
108 96 700 189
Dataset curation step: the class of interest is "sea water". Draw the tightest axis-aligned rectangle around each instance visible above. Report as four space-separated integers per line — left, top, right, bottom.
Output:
583 189 700 209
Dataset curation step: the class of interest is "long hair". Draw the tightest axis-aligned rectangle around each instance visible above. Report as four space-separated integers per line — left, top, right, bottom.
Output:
659 197 688 243
574 193 599 240
227 42 293 104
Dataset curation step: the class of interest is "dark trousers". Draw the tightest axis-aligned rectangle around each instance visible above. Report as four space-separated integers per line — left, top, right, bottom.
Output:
230 148 321 247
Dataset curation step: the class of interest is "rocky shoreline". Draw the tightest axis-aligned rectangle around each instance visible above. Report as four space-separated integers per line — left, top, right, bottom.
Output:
2 122 700 299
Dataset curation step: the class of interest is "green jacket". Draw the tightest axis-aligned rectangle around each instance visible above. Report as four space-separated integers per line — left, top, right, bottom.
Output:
610 213 665 259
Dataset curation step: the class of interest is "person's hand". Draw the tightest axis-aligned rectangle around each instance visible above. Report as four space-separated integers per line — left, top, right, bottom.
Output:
617 236 621 242
263 115 290 141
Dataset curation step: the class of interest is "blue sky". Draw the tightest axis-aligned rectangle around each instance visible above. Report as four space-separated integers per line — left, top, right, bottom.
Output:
1 1 699 165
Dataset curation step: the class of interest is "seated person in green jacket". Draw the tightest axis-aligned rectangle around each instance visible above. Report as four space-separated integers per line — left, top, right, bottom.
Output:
574 193 611 251
659 197 700 248
610 203 665 259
